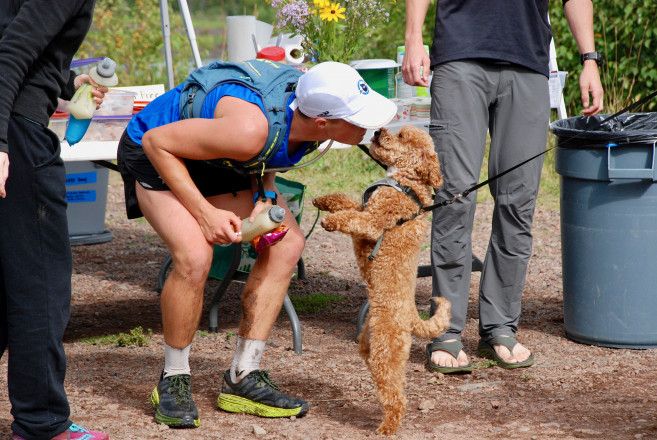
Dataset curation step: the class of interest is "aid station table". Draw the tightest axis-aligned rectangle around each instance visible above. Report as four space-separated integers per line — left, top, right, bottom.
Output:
61 140 118 245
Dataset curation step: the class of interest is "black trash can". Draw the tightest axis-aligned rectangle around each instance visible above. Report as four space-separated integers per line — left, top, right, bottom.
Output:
550 113 657 348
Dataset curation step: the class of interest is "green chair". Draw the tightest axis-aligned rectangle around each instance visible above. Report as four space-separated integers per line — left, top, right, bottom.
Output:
156 177 307 354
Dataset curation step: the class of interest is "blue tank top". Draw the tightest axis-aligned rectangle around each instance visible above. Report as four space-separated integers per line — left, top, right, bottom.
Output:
126 83 313 168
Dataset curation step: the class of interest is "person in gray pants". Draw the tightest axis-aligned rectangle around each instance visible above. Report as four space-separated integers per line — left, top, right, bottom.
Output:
402 0 604 373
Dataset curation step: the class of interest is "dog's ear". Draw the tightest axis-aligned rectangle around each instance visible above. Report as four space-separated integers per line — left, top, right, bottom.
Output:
426 152 443 189
418 143 443 189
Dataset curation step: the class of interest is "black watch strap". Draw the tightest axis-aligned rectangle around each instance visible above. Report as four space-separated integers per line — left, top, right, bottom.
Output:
580 51 603 66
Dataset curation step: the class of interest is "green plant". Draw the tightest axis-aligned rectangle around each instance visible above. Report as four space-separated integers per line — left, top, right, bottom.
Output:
418 311 430 320
80 326 152 347
226 331 234 340
269 0 395 63
550 0 657 116
474 359 498 369
289 292 347 313
356 0 437 61
116 326 153 346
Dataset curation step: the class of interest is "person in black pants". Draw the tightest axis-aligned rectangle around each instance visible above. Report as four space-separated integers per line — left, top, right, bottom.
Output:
0 2 109 439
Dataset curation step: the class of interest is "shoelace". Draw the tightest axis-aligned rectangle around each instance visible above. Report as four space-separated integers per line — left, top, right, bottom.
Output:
168 375 192 404
69 425 89 433
256 370 281 391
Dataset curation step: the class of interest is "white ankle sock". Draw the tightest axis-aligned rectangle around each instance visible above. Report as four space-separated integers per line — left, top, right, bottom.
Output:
230 337 266 383
163 342 191 378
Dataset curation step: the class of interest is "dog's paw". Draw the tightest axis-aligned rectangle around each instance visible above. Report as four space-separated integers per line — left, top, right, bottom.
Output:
312 195 333 212
320 215 338 232
313 193 361 213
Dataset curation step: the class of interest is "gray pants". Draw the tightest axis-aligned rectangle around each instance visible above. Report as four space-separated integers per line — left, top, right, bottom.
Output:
428 60 550 342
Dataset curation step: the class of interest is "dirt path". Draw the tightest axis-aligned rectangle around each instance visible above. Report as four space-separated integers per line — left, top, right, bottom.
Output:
1 173 656 439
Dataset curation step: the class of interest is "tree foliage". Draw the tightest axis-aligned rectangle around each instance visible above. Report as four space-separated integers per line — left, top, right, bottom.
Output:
549 0 657 114
76 0 657 116
77 0 195 87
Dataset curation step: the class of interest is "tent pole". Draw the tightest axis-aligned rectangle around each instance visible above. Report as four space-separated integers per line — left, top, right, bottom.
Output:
178 0 204 68
159 0 175 90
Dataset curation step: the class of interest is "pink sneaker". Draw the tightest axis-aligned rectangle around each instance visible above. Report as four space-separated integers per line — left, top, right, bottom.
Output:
13 424 109 440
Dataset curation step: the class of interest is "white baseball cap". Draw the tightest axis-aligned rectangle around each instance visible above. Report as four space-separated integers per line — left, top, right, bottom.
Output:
290 62 397 129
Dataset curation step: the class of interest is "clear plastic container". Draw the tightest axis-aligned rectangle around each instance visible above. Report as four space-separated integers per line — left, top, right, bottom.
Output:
80 115 132 142
95 89 137 116
48 111 69 141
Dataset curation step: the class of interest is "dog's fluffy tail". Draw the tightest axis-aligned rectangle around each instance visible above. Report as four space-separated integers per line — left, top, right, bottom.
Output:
411 297 451 338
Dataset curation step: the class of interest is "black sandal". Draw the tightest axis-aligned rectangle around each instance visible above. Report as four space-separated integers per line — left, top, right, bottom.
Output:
426 340 474 374
477 336 535 369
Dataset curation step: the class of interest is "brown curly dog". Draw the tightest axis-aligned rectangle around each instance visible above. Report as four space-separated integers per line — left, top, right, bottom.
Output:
313 125 451 435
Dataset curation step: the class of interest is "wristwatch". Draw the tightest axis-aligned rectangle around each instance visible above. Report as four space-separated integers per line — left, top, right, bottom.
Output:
580 51 603 66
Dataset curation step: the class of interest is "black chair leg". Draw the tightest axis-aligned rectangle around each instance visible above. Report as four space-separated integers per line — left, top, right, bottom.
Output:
209 245 242 333
356 300 370 339
156 254 173 294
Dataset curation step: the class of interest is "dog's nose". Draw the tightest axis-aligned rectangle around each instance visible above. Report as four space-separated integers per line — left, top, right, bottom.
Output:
374 130 381 138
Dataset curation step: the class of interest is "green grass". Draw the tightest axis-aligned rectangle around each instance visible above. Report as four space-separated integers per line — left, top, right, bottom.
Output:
286 134 560 210
79 326 152 347
474 359 498 369
286 146 387 201
289 293 348 314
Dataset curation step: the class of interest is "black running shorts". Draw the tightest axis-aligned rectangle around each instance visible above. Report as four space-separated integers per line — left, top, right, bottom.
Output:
116 131 251 219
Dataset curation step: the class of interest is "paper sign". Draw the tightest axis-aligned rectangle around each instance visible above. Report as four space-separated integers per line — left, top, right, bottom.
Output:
112 84 165 102
66 171 97 186
66 190 97 203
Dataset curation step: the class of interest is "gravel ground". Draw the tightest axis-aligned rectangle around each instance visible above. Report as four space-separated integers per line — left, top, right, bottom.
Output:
1 170 657 440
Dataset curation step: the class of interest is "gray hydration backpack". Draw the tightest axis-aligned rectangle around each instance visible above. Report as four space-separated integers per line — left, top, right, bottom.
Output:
179 59 303 174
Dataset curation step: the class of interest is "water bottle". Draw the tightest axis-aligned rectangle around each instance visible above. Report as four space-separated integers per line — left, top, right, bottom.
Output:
240 205 286 243
65 57 119 145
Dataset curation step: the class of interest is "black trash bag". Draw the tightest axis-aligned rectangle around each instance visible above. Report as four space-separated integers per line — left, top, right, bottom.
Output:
550 112 657 147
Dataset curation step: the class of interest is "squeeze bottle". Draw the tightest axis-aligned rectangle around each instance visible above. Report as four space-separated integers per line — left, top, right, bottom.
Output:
65 57 119 145
240 205 286 243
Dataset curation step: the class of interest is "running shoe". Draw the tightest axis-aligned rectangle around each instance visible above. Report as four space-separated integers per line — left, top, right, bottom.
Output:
150 371 200 428
217 369 309 418
12 423 109 439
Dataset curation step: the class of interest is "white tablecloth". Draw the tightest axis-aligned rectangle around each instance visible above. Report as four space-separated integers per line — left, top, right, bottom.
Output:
60 140 118 162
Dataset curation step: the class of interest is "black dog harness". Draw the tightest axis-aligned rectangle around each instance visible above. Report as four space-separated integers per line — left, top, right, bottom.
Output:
363 178 424 260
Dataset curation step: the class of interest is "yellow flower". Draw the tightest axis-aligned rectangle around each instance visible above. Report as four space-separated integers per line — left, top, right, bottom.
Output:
313 0 329 7
320 2 346 22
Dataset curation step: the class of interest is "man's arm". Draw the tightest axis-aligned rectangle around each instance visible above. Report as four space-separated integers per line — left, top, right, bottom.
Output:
402 0 432 87
563 0 604 116
141 98 268 245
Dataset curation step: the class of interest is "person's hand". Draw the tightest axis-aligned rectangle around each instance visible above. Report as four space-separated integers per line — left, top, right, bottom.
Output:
579 62 604 116
198 208 242 245
74 74 108 109
0 152 8 198
248 198 273 222
402 42 431 87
